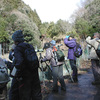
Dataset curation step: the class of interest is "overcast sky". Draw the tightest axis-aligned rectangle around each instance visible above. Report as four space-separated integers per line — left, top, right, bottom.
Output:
22 0 82 23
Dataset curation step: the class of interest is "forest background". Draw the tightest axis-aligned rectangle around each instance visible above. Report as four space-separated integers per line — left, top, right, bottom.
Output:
0 0 100 49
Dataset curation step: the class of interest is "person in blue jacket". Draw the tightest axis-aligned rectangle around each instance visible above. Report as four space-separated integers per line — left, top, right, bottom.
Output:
11 30 42 100
64 35 78 82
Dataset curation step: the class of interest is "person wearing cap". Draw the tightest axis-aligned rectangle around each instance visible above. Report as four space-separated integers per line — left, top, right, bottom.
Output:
86 32 100 85
64 35 78 82
42 41 66 92
11 30 42 100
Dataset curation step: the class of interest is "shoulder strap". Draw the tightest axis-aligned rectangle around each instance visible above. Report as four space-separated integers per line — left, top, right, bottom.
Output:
52 46 57 52
52 46 58 64
86 41 96 50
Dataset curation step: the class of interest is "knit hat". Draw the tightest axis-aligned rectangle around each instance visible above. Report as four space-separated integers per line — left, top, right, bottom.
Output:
12 30 24 42
50 40 56 46
66 35 70 39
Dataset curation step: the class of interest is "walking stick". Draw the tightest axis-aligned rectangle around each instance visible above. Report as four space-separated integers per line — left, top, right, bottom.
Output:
45 62 52 72
39 53 46 88
64 60 74 82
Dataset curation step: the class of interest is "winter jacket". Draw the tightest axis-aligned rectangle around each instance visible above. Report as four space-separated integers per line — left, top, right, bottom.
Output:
64 38 76 60
42 47 63 67
86 36 99 59
14 42 35 78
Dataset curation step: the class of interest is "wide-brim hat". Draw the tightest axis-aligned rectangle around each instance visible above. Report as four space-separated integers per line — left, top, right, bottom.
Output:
50 40 56 46
43 42 50 49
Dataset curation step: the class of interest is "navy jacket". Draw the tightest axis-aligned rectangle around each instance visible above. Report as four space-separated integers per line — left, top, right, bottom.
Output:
14 42 34 77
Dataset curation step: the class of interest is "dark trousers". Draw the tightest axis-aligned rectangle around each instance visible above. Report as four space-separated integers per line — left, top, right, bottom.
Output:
91 59 100 81
69 59 77 78
52 64 66 90
18 69 42 100
0 86 7 100
9 78 19 100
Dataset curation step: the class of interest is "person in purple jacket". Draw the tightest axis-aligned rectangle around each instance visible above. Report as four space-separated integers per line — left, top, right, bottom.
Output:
64 35 78 82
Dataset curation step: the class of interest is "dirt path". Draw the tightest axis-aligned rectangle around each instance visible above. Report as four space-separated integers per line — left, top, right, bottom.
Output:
43 68 100 100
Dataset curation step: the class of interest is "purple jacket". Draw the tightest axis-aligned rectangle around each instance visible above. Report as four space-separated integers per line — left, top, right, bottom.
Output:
64 38 76 60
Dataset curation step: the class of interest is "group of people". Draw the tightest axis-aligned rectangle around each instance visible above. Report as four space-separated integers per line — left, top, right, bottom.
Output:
0 30 100 100
41 34 81 93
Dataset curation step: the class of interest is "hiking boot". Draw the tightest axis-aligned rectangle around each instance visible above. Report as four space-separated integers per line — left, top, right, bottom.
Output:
61 87 66 91
92 81 100 85
73 78 78 83
52 89 58 93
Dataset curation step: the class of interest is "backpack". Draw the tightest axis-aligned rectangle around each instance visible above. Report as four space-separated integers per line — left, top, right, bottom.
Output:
95 42 100 58
74 43 82 58
0 58 10 89
88 40 100 58
53 46 65 62
24 44 39 70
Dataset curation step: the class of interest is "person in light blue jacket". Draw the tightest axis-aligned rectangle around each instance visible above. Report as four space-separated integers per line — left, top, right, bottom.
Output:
64 35 78 82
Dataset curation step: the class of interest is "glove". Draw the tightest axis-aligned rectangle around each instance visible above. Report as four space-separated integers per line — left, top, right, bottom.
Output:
6 61 13 70
40 59 43 63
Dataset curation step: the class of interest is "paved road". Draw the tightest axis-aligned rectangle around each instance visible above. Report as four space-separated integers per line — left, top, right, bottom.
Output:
43 68 100 100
